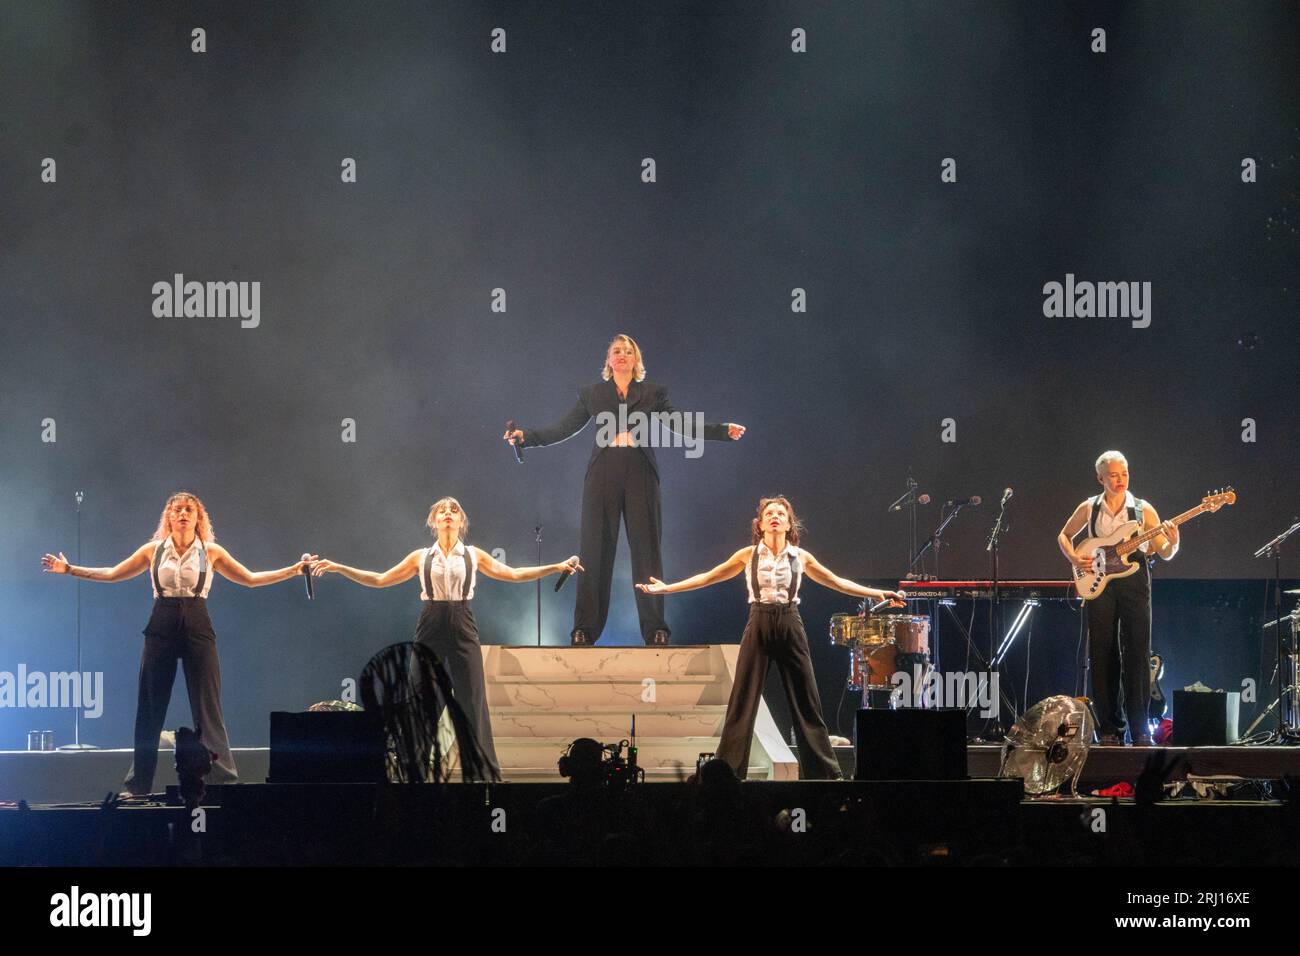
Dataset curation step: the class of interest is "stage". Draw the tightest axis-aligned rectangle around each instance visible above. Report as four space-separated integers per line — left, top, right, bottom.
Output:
7 741 1300 806
2 774 1295 867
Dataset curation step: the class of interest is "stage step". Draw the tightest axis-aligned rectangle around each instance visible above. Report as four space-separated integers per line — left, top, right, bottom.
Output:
491 707 725 738
482 646 729 679
480 645 797 781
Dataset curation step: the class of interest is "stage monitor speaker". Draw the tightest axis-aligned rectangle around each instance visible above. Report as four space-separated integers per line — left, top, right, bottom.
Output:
855 708 967 780
1172 690 1240 746
268 711 386 783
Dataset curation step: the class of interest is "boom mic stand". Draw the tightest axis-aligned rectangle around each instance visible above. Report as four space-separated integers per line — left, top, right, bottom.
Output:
1254 519 1300 743
907 500 970 580
980 492 1012 739
888 476 924 575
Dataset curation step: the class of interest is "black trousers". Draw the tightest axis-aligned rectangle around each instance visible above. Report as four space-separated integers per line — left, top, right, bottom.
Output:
1086 562 1153 739
576 448 667 644
123 598 237 795
413 601 501 777
716 604 840 780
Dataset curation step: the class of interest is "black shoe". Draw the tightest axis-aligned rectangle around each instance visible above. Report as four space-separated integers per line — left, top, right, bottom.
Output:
1132 734 1155 747
1097 733 1122 746
648 629 669 647
571 629 590 647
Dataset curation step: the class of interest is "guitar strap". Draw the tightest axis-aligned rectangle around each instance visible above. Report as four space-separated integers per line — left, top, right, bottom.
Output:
1090 494 1153 567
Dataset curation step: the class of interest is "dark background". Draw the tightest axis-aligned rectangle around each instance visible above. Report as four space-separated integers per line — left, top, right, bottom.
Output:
2 1 1296 750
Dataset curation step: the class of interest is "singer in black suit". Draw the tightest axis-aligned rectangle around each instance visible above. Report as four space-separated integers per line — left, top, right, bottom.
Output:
505 334 745 646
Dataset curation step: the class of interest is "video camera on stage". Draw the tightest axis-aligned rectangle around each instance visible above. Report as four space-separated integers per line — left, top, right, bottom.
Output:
557 737 645 788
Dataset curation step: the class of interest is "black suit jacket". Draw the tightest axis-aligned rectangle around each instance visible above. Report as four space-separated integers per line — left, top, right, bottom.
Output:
521 380 732 479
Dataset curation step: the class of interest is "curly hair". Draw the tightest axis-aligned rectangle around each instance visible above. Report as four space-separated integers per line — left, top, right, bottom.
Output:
751 496 803 546
152 492 216 543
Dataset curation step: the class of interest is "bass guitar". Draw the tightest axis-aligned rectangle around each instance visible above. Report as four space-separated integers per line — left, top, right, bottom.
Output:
1071 490 1236 600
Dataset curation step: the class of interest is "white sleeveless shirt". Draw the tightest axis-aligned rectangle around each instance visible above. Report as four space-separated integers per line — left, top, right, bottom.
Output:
745 542 804 604
419 542 478 601
150 537 213 599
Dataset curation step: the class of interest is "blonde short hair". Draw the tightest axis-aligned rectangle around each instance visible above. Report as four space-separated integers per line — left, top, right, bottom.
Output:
601 333 646 382
1095 451 1128 475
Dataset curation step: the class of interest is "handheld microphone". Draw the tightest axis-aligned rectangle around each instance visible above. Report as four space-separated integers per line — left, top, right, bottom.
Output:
505 420 524 464
947 496 983 508
555 566 574 592
301 554 315 600
888 493 931 513
1001 487 1014 507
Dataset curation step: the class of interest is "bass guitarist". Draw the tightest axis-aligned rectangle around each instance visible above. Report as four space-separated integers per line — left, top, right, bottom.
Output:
1057 451 1180 746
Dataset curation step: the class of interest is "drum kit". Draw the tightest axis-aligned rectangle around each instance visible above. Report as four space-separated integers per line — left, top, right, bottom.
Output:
829 611 932 708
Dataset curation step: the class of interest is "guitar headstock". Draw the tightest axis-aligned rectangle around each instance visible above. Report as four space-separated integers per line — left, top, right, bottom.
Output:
1202 487 1237 512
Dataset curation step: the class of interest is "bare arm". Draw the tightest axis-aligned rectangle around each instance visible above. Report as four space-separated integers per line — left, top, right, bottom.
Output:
211 544 317 588
475 548 583 583
1143 504 1179 560
309 550 422 588
800 551 905 602
1058 501 1093 569
42 543 153 583
636 547 750 595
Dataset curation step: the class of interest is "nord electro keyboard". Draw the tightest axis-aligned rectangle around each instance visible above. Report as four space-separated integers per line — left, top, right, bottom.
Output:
898 580 1076 601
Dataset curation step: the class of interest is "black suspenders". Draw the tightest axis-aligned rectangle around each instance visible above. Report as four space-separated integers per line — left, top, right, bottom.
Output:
423 546 474 600
192 541 208 596
749 545 800 605
151 543 165 595
1089 494 1141 537
151 540 208 597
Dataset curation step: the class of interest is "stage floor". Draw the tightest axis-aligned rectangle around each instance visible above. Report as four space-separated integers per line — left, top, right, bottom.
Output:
6 742 1300 804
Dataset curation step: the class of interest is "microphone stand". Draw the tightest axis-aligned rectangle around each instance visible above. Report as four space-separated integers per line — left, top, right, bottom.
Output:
60 491 96 751
981 494 1012 738
887 476 922 573
1254 520 1300 742
907 501 969 579
535 526 543 647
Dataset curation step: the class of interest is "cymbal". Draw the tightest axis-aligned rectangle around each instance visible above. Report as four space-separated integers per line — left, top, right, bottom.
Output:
1285 589 1300 595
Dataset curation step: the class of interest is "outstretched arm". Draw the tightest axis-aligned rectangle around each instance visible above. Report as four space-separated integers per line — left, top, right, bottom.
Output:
42 543 153 583
506 393 593 449
637 547 750 595
310 549 422 588
475 548 584 583
211 544 318 588
801 551 905 603
655 388 745 441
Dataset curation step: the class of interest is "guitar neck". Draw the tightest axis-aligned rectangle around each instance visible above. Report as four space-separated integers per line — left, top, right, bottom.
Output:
1116 504 1203 556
